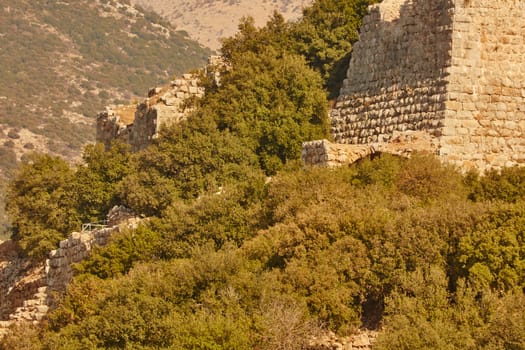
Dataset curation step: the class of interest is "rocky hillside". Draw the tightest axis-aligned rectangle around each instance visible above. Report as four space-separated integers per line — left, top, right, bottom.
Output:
0 0 211 176
131 0 313 50
0 0 210 232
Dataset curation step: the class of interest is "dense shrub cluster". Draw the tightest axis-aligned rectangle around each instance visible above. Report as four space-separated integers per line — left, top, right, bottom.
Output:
4 154 525 349
2 1 524 349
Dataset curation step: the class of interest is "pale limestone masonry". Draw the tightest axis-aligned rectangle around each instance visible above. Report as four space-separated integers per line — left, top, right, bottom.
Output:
45 228 114 295
308 0 525 172
308 330 378 350
0 207 140 337
97 73 205 152
0 240 45 332
302 131 438 167
96 56 226 152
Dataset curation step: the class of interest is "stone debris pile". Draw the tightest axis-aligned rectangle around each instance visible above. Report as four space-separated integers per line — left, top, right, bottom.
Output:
308 330 378 350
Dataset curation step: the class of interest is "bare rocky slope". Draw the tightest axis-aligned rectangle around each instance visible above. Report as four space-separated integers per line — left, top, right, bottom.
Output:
131 0 313 50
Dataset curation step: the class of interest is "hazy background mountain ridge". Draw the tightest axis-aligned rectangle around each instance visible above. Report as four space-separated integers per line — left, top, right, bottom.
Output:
131 0 313 50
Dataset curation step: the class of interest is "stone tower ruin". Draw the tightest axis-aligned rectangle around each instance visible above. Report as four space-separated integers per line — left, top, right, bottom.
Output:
304 0 525 172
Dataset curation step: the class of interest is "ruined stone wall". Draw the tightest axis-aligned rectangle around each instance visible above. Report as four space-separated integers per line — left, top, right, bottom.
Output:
302 131 439 166
440 0 525 171
96 74 204 152
331 0 454 145
96 105 134 149
45 228 114 295
129 74 204 152
0 228 117 333
0 240 44 326
0 207 140 336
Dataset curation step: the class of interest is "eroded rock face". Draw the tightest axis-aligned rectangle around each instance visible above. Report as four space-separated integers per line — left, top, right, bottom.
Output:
321 0 525 172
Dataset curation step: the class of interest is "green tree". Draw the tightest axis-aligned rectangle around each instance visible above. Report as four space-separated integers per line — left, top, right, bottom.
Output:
118 115 258 216
481 292 525 349
374 269 482 350
457 205 525 290
290 0 378 97
73 142 132 223
220 14 293 61
202 49 329 174
6 154 80 259
467 166 525 203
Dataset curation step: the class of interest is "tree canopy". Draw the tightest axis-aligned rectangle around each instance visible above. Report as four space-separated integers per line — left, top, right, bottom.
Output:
2 1 524 348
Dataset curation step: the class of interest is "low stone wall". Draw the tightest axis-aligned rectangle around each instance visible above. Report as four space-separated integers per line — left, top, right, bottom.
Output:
0 240 44 328
0 208 140 337
45 228 114 295
303 132 438 167
0 227 118 335
302 139 374 167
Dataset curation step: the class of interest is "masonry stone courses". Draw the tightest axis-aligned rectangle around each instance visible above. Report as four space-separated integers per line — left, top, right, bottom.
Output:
96 74 204 152
302 131 438 167
96 56 225 152
0 207 140 337
317 0 525 172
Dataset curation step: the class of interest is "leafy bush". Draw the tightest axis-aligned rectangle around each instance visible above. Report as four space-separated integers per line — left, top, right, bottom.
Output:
467 166 525 203
201 48 329 174
6 154 80 259
2 1 525 347
3 151 525 348
290 0 379 97
73 142 132 223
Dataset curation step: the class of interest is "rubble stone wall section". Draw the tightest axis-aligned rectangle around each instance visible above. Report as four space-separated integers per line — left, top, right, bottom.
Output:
302 131 439 167
0 227 117 335
96 73 204 152
0 241 43 325
302 139 375 167
45 228 114 295
0 208 140 336
128 74 204 152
